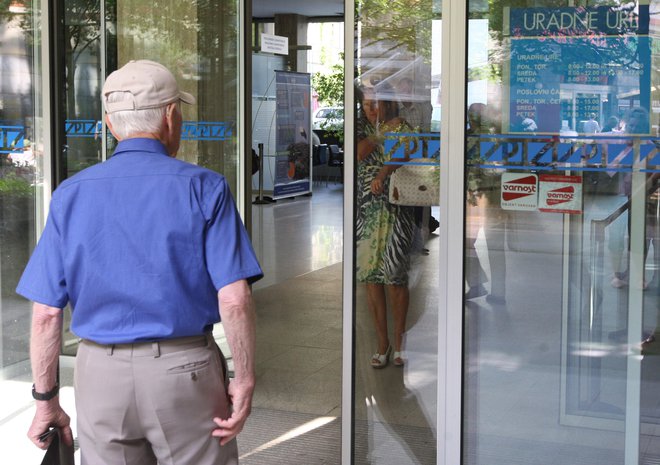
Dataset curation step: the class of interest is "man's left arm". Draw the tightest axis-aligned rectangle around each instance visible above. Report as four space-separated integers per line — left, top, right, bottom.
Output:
211 279 256 445
27 302 74 449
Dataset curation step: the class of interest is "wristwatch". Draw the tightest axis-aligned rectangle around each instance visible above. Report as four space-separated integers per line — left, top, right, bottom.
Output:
32 383 59 401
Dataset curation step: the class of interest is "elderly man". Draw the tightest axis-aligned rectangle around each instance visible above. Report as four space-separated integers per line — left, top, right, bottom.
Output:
17 60 263 465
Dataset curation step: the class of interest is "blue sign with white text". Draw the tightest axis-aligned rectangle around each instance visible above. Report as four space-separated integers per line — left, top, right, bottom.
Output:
509 5 651 134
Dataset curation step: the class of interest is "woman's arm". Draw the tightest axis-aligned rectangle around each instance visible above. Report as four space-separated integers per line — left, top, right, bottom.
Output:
370 118 414 194
371 165 399 195
357 137 377 162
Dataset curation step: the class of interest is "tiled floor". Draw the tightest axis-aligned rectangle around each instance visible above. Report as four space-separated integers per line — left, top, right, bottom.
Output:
245 185 345 463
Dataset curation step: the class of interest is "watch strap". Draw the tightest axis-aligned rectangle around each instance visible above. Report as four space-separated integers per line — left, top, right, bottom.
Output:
32 383 59 401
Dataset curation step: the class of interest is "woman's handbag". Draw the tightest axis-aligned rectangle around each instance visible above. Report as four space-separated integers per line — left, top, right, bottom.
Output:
389 164 440 206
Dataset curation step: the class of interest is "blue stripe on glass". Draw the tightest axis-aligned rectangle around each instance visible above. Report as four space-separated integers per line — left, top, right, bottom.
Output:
0 125 26 153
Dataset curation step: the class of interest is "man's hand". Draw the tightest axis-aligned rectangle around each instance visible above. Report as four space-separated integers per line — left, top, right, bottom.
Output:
27 401 74 449
211 379 254 445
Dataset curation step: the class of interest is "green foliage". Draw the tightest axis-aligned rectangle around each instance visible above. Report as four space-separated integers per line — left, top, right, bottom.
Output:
312 62 344 107
357 0 437 60
319 119 345 145
313 55 345 144
0 174 34 198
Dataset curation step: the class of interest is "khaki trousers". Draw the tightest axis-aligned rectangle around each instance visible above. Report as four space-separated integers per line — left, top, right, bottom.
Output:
74 334 237 465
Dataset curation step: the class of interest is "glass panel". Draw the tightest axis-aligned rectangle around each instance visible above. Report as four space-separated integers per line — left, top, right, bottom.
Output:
62 0 103 179
353 1 440 463
112 0 240 190
0 1 45 379
464 1 659 463
51 0 240 187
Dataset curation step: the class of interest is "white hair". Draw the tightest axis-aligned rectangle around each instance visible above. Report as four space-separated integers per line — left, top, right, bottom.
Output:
105 91 167 139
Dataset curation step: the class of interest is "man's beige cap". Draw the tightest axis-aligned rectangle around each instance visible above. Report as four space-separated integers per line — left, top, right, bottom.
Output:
103 60 195 114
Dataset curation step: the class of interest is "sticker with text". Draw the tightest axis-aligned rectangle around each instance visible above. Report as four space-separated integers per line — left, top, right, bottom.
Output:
538 174 583 214
501 173 538 211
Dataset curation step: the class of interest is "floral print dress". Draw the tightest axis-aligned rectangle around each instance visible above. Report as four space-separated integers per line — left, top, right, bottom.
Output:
355 118 415 286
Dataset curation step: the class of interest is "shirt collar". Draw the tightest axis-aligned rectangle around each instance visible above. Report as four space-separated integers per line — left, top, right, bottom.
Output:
111 138 170 157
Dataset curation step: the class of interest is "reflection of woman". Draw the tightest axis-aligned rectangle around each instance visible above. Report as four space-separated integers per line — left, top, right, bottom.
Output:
356 85 416 368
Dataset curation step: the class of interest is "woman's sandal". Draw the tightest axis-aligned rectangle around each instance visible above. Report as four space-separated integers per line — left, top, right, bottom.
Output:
371 345 392 368
393 351 404 367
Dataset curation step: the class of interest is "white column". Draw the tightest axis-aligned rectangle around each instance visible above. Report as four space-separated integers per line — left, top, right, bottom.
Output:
341 1 355 464
438 0 467 464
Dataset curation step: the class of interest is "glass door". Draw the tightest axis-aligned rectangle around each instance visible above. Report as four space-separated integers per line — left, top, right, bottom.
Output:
463 1 659 464
0 0 46 381
351 1 441 463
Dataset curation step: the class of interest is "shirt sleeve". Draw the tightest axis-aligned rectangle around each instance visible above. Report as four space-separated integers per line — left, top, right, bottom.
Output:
204 179 263 290
15 204 69 308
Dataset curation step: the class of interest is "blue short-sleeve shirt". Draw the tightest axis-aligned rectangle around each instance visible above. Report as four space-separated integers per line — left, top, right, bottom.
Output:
16 138 263 344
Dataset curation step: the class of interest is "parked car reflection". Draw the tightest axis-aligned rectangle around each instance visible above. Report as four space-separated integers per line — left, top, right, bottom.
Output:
312 106 344 130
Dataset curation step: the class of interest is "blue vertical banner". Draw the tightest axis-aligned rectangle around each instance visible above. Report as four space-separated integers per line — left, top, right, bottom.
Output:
509 5 651 134
274 71 312 198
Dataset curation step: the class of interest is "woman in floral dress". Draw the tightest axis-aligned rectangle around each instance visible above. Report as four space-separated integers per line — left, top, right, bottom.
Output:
356 85 416 368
